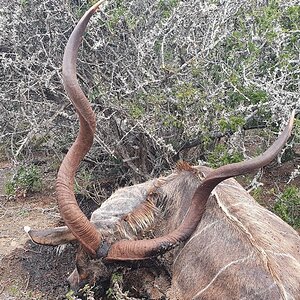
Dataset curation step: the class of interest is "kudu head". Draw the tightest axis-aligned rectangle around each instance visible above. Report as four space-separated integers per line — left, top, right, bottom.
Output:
26 1 295 293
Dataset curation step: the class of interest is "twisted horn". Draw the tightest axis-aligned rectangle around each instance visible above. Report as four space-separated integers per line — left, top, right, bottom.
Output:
57 1 104 256
105 111 295 261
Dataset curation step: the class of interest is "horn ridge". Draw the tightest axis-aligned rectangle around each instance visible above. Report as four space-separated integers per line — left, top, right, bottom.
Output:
57 1 104 256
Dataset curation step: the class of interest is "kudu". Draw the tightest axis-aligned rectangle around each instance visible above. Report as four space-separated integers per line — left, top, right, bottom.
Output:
26 2 300 299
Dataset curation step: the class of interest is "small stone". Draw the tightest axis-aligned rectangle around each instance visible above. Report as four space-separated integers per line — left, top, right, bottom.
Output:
10 240 18 247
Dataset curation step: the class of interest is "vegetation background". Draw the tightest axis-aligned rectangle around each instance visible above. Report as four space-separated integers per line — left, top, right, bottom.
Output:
0 0 299 298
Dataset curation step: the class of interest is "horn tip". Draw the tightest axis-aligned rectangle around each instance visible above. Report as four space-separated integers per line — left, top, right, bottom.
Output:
291 109 296 120
24 226 31 233
93 0 106 12
289 109 296 129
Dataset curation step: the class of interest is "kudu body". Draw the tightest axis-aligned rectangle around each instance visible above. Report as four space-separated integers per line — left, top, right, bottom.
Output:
26 2 300 299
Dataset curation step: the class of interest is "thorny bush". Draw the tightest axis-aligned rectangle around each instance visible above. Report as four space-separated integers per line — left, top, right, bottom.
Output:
0 0 299 194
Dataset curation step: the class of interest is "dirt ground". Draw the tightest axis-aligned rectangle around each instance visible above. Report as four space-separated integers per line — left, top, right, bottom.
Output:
0 158 299 300
0 161 73 299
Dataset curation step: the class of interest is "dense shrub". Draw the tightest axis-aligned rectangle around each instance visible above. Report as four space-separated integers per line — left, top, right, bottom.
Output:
0 0 299 185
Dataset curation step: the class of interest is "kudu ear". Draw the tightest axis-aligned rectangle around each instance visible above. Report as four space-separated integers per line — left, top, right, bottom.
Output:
24 226 76 246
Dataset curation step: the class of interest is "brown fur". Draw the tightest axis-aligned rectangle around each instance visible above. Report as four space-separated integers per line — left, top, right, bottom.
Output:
120 198 159 235
27 164 300 298
162 169 300 299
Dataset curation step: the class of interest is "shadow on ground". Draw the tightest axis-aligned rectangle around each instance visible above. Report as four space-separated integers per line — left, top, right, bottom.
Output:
0 239 76 299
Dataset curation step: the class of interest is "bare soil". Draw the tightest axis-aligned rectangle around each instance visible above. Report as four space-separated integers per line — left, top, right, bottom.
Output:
0 161 73 299
0 159 299 299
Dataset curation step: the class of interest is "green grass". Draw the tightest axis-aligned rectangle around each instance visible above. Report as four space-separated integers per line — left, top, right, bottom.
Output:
5 164 42 197
273 185 300 229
